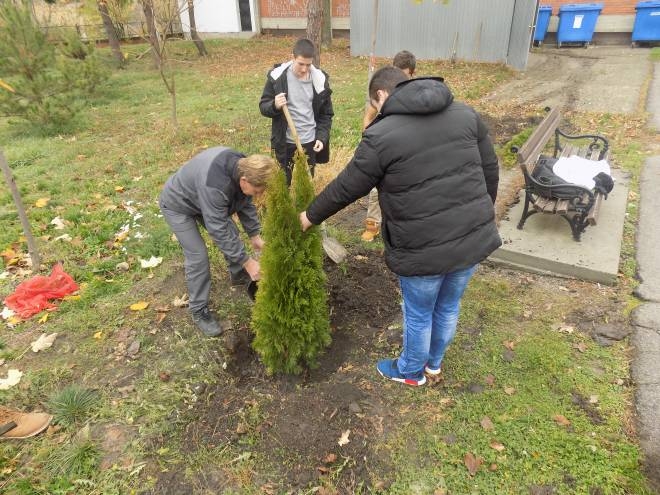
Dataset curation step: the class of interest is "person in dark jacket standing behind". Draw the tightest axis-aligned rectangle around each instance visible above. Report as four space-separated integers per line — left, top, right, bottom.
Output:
160 148 277 337
259 38 334 185
299 67 501 386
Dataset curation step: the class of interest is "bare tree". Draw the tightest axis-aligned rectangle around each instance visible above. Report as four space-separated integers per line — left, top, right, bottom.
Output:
97 0 124 66
321 0 332 48
306 0 323 66
0 150 40 273
186 0 207 56
140 0 162 68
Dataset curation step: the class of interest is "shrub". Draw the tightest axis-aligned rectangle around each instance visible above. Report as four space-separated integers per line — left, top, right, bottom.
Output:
0 0 106 129
252 152 331 374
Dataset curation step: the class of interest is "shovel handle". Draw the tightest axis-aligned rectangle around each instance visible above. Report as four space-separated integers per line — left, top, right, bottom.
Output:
281 104 305 156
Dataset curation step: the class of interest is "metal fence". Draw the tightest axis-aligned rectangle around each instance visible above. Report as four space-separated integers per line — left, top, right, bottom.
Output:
350 0 538 70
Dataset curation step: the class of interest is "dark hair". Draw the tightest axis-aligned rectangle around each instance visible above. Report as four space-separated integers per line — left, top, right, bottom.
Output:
369 66 408 100
293 38 315 59
392 50 416 74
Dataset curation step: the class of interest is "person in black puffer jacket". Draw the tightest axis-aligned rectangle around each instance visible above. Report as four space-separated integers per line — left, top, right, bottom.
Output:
300 66 501 387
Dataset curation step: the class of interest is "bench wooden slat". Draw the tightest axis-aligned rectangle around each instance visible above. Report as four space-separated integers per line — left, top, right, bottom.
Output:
518 107 561 166
587 193 604 225
556 199 570 214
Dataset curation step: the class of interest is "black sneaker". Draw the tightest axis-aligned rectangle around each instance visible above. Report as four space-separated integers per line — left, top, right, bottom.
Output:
230 269 251 287
191 307 223 337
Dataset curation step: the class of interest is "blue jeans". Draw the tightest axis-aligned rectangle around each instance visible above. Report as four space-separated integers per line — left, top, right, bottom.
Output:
397 265 477 377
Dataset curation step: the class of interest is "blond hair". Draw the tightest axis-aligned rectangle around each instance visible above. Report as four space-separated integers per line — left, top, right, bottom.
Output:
237 155 278 187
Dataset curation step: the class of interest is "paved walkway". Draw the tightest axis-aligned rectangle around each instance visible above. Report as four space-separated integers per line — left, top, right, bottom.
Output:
633 59 660 489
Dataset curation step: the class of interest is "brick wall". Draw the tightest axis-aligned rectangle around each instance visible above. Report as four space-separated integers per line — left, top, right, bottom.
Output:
541 0 636 15
260 0 350 18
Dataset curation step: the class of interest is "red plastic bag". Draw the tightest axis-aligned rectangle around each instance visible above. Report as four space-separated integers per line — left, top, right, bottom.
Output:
4 264 79 319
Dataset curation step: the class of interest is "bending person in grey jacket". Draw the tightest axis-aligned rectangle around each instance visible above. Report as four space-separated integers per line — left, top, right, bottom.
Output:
300 67 501 386
159 148 277 337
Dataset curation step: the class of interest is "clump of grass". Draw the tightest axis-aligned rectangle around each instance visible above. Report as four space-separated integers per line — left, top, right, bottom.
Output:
498 127 534 168
47 426 100 477
48 385 99 428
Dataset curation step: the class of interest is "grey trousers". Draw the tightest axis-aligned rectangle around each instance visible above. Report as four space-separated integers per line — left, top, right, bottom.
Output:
161 206 243 313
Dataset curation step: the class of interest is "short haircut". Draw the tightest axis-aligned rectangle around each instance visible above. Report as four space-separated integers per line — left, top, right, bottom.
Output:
369 66 409 100
237 155 278 187
293 38 315 59
393 50 416 73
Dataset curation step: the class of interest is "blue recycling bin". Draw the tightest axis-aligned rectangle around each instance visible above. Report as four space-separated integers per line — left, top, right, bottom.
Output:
534 6 553 44
557 3 603 47
632 1 660 42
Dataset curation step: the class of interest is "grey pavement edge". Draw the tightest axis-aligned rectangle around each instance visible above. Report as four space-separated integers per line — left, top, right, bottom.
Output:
634 58 660 491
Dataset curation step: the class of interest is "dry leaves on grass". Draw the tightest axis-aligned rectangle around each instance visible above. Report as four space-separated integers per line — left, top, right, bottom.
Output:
129 301 149 311
31 332 58 352
0 369 23 390
553 414 571 427
480 416 495 431
463 452 483 476
489 440 506 452
337 429 351 446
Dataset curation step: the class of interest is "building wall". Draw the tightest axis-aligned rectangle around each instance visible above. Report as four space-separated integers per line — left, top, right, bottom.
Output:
541 0 636 15
259 0 349 17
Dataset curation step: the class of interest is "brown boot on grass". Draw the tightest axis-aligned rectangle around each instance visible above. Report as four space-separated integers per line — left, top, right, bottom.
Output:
361 219 380 242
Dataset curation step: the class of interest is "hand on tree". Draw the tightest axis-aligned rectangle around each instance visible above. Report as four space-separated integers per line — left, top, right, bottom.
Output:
243 257 261 281
299 211 313 232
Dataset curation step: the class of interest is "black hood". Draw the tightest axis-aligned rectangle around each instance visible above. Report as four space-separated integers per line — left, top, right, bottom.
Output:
381 77 453 117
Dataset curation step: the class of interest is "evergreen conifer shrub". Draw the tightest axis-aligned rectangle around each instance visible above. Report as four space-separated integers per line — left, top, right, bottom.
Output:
252 151 331 374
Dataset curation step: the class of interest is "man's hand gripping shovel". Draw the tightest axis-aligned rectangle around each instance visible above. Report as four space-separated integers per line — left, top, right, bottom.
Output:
281 104 348 264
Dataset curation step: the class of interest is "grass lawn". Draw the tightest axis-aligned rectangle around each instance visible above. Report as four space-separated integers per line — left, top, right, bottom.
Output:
0 36 655 494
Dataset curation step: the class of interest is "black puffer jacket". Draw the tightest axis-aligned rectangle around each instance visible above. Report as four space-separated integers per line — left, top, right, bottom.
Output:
306 77 501 276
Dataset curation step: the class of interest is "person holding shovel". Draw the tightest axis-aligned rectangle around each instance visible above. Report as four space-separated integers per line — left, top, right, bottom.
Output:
259 38 334 185
360 50 416 242
299 67 501 386
159 148 277 337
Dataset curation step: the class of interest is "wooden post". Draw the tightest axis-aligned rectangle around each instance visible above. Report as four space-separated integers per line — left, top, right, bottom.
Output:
0 150 40 272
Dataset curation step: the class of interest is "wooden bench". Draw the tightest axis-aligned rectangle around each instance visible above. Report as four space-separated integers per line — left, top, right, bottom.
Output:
512 107 610 242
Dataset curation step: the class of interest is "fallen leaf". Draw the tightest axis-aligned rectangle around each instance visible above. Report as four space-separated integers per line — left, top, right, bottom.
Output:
0 248 16 262
34 197 50 208
553 414 571 427
140 256 163 269
1 306 16 320
54 234 72 242
338 429 351 446
115 186 125 193
589 395 599 404
489 440 506 452
127 341 140 356
323 453 337 464
132 176 143 182
158 371 171 382
0 369 23 390
155 313 167 325
63 294 80 301
317 465 330 474
172 294 189 308
93 331 103 339
573 342 588 353
50 217 66 230
503 340 515 350
485 374 496 386
480 416 494 431
463 452 483 476
31 332 58 352
130 301 149 311
488 463 498 471
557 324 575 334
504 386 516 395
115 262 130 271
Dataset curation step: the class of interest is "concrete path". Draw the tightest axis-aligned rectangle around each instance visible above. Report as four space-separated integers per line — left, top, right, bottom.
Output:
632 153 660 488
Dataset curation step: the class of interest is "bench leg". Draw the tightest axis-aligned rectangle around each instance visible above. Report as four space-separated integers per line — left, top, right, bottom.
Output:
517 192 536 230
568 214 589 242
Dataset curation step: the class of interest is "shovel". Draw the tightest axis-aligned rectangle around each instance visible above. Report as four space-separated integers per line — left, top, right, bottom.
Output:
281 104 348 264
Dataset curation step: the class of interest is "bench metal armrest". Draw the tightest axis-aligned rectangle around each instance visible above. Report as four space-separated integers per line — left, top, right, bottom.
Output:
554 129 609 160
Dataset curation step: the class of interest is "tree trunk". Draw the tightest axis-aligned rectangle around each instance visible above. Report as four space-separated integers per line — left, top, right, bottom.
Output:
187 0 207 56
306 0 323 67
0 150 40 273
141 0 161 69
321 0 332 48
97 0 124 66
